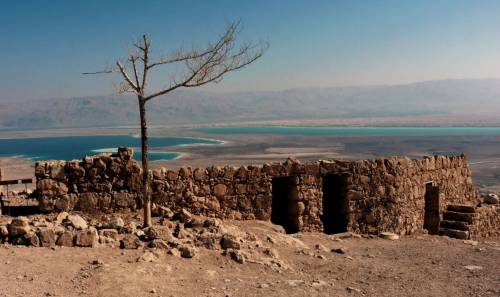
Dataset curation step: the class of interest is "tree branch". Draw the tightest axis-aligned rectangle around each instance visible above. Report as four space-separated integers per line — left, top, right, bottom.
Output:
116 61 139 92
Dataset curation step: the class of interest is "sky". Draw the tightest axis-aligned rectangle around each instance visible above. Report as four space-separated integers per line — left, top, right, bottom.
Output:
1 0 500 100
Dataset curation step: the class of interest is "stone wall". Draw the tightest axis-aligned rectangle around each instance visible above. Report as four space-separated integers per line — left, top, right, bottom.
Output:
470 205 500 238
34 148 485 236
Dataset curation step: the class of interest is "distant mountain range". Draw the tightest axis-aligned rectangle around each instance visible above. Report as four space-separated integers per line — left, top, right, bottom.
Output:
1 78 500 129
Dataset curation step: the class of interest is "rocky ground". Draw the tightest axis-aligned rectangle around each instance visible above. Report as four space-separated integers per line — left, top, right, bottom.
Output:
0 208 499 297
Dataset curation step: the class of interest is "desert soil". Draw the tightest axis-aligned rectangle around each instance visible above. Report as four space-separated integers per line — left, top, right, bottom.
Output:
0 219 499 297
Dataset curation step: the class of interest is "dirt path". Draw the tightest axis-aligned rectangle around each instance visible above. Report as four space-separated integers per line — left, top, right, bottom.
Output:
0 220 499 297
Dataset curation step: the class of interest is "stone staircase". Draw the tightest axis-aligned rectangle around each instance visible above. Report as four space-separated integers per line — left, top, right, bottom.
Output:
439 204 476 239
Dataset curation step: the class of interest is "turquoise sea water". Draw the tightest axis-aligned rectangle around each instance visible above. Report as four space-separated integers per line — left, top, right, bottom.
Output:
195 126 500 136
0 135 220 161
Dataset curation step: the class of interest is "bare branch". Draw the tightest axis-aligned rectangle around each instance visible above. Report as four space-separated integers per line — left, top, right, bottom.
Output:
116 61 139 92
130 55 141 88
143 21 268 101
81 70 114 75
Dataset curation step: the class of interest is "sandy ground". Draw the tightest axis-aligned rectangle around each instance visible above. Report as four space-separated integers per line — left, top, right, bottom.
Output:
0 219 499 297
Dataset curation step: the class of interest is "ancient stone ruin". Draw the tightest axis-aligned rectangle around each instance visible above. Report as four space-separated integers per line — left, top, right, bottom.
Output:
31 147 499 239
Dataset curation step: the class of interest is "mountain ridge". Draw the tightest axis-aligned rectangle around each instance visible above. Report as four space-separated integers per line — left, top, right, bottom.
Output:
2 78 500 129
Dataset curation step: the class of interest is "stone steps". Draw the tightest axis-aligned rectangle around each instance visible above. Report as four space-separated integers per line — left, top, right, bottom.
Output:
442 211 474 224
440 220 470 231
446 204 476 213
438 204 476 239
439 228 469 239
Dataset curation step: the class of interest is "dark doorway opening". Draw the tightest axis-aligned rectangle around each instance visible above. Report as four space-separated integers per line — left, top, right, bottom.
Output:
424 183 440 234
322 173 349 234
271 176 298 234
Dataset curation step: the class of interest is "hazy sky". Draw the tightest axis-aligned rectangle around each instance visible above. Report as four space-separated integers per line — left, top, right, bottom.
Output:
1 0 500 100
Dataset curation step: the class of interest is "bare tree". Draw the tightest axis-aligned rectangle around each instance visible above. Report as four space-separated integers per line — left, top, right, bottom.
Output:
84 21 268 227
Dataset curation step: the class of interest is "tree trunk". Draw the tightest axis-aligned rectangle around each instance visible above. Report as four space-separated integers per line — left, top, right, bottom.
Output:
138 97 152 227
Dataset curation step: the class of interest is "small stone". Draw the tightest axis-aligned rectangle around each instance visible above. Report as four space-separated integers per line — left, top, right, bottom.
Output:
168 248 181 257
379 232 399 240
463 240 478 246
91 259 104 266
464 265 483 271
178 245 197 258
317 255 327 260
332 247 348 254
137 251 159 263
258 283 269 288
346 286 361 293
150 288 157 294
224 249 246 264
220 234 241 250
174 209 192 223
484 194 499 204
314 243 328 252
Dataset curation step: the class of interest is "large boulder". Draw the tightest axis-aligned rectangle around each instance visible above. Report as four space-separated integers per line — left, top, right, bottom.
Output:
120 234 144 249
56 231 75 247
65 214 88 230
75 228 99 247
11 232 39 246
143 226 175 243
102 216 125 230
37 228 57 247
220 234 241 250
8 217 31 237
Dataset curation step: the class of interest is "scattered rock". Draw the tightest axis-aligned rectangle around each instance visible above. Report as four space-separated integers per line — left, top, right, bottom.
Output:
484 193 499 204
11 232 39 246
174 209 192 223
314 243 328 252
332 247 348 254
379 232 399 240
463 240 478 246
55 212 69 224
346 286 362 293
144 226 175 242
331 232 361 240
8 217 31 237
220 234 241 250
224 248 246 264
65 215 88 230
120 234 144 249
464 265 483 271
56 231 75 247
91 259 105 266
137 251 159 263
168 248 181 257
178 245 197 258
75 228 99 247
37 228 57 247
102 216 124 230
